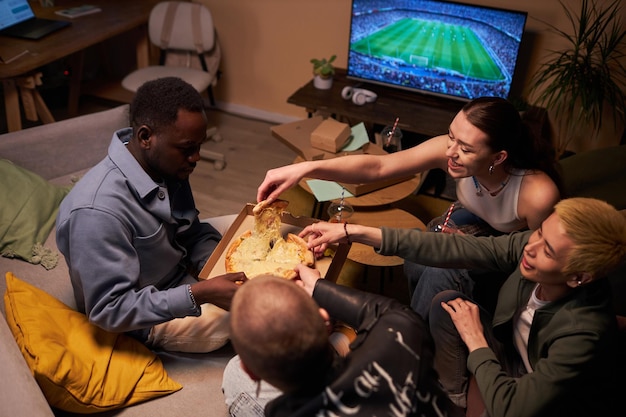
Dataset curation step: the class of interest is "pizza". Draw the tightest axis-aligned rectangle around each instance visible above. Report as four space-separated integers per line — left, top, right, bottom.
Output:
225 199 315 279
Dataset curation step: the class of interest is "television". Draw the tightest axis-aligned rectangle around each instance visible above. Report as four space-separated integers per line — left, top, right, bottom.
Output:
346 0 528 102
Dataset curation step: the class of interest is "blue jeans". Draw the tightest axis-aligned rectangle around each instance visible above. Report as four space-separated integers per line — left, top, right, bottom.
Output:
404 261 475 319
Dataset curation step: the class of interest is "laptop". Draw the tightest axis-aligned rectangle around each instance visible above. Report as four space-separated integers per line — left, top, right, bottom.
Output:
0 0 70 40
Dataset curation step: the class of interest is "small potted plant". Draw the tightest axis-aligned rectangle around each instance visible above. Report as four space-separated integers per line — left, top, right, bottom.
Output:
310 55 336 90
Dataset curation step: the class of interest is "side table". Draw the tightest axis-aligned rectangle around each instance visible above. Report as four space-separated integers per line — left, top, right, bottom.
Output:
347 208 425 267
343 207 425 296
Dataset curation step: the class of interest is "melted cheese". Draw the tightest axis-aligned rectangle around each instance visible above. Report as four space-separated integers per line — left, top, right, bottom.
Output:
225 200 312 279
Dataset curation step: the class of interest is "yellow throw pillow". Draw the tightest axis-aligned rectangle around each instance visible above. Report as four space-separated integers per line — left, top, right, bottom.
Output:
3 272 182 413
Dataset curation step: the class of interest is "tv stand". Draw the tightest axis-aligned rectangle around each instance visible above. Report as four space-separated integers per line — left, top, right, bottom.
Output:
287 68 465 139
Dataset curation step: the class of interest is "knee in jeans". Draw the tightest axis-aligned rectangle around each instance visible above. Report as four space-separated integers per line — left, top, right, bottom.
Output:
429 290 464 322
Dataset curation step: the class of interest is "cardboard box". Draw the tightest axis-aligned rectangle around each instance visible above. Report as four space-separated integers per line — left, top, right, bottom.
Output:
199 203 350 282
310 118 352 153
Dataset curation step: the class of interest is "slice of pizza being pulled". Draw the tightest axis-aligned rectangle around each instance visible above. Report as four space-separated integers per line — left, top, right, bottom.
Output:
225 199 314 279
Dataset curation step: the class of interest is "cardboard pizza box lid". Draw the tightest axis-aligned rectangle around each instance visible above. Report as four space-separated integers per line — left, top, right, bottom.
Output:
198 203 350 282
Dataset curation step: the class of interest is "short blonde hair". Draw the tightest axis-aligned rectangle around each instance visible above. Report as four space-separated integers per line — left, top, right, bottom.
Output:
555 198 626 278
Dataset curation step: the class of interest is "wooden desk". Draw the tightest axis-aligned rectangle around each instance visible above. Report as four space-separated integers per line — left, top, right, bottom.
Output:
0 0 160 131
347 208 425 267
287 68 464 138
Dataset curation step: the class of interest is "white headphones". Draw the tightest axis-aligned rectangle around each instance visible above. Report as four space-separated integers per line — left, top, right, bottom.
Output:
341 86 377 106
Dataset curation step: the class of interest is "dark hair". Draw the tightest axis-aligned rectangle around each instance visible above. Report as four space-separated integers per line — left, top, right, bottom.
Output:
462 97 563 193
129 77 205 134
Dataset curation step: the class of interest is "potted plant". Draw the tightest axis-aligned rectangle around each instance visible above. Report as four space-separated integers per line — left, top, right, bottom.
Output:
528 0 626 157
310 55 337 90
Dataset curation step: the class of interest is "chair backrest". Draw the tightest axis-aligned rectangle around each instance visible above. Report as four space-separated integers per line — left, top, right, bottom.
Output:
148 1 216 54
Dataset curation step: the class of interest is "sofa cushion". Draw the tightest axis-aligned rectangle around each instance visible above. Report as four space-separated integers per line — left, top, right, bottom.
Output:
3 272 182 414
0 105 129 182
0 160 70 268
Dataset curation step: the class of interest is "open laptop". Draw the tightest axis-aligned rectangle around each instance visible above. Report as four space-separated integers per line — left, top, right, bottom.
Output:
0 0 70 40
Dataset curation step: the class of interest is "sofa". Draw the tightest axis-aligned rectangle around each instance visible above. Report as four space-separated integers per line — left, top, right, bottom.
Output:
0 105 234 417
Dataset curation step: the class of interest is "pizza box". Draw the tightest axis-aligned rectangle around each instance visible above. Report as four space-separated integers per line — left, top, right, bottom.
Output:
271 116 411 196
198 203 351 282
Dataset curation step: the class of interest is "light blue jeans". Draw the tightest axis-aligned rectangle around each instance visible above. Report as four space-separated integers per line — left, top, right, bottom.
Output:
404 261 475 319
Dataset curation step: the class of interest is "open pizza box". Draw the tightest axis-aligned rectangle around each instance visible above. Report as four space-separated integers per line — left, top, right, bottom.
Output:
198 203 351 282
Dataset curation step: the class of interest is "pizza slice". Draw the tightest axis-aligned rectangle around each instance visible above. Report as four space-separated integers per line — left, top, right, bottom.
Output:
225 199 314 279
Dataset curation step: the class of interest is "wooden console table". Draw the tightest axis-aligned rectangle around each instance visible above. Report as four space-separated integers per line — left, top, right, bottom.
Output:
287 68 465 139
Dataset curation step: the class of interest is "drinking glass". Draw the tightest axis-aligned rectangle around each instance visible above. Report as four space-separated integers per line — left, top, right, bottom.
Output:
327 200 354 223
381 125 403 153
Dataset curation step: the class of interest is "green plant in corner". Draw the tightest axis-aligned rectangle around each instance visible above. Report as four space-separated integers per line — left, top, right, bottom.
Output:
310 55 337 79
528 0 626 157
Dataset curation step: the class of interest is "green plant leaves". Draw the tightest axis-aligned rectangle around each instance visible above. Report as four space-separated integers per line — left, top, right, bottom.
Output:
529 0 626 154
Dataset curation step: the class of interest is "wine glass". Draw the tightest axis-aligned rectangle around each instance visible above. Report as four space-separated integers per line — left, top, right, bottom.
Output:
327 187 354 222
327 200 354 222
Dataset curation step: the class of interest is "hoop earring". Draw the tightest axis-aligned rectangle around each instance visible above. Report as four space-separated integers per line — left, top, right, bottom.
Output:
489 164 494 175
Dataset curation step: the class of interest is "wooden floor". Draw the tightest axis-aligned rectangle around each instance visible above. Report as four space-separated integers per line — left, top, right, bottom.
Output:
191 109 298 219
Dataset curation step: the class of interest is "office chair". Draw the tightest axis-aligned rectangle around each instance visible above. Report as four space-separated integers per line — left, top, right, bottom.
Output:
121 1 225 170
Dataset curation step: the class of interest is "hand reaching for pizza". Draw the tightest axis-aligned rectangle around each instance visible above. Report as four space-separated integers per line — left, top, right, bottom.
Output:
191 272 247 311
301 222 384 258
299 222 346 258
294 264 322 296
257 164 305 203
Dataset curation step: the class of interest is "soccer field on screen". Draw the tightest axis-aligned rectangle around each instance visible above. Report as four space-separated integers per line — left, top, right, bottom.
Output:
351 18 503 81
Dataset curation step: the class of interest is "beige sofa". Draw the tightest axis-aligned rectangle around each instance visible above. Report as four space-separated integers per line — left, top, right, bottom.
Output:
0 105 233 417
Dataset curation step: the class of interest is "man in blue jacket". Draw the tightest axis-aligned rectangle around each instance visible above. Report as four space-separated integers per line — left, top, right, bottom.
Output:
57 77 245 352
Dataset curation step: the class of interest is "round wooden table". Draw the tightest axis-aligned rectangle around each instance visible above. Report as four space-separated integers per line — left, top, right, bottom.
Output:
346 208 425 267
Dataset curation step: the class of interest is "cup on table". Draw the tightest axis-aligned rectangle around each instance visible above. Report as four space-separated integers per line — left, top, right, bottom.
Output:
427 217 458 234
381 125 402 153
327 200 354 223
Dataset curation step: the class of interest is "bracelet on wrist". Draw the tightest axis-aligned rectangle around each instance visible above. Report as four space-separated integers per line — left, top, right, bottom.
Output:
343 222 351 244
188 284 200 313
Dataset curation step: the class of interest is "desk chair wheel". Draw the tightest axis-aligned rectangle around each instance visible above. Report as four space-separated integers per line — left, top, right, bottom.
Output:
199 148 226 171
206 126 222 142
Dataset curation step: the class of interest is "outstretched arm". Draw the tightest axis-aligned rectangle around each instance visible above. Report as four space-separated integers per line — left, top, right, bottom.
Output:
257 134 449 202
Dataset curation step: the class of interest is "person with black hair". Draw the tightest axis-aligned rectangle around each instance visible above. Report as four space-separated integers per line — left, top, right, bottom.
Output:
56 77 246 353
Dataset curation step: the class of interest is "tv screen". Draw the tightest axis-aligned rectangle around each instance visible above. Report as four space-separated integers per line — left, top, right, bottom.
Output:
347 0 528 101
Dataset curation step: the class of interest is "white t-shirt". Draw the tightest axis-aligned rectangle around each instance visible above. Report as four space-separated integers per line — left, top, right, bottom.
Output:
513 283 550 373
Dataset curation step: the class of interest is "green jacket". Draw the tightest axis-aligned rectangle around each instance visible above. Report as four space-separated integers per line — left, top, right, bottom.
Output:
379 228 618 417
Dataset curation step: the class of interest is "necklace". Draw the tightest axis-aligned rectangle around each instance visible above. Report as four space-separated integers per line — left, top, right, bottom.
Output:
472 175 511 197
